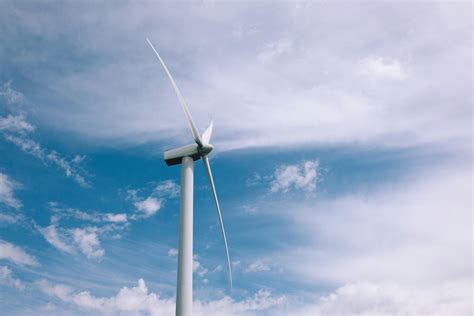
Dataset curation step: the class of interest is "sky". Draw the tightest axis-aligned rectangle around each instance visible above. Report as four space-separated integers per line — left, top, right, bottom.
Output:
0 1 472 315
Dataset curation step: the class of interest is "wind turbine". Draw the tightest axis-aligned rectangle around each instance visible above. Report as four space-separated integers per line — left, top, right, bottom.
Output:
146 38 232 316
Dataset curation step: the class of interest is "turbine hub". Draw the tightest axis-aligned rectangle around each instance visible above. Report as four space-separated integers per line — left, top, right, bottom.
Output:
199 143 213 155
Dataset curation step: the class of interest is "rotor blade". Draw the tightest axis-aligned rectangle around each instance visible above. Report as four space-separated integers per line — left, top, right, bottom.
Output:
202 119 213 145
202 155 232 289
146 38 203 147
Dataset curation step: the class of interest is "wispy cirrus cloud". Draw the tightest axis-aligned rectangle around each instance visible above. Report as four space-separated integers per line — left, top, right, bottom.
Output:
0 81 90 188
0 240 38 266
38 224 74 255
0 265 25 290
0 172 22 209
0 81 25 106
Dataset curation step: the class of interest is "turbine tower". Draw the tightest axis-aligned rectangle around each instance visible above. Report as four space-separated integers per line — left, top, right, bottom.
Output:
146 38 232 316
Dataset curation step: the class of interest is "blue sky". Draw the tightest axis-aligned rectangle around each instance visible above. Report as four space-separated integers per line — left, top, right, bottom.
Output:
0 1 472 315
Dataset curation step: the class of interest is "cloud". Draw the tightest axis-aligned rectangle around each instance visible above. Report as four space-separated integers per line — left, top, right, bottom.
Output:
134 197 162 217
0 213 20 224
0 81 25 105
105 213 127 223
4 132 90 188
193 258 208 277
291 281 471 316
245 259 271 273
48 203 128 224
167 248 178 257
0 82 90 188
154 180 180 198
0 172 22 209
38 278 285 316
0 114 35 134
38 225 74 254
1 3 468 152
270 160 319 193
359 56 407 80
0 240 38 266
73 228 104 259
127 180 180 219
0 265 25 290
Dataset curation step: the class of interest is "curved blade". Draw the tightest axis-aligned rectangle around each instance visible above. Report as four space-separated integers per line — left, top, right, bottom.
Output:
202 120 213 145
202 155 232 289
146 38 203 147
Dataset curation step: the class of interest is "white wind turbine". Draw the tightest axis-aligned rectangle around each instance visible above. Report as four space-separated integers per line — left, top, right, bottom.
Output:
146 38 232 316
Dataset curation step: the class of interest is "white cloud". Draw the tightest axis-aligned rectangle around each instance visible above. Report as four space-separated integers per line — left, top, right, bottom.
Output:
134 197 162 217
3 135 90 188
39 225 74 254
0 213 20 224
0 82 89 188
0 81 25 105
154 180 180 198
73 228 104 259
105 213 127 223
46 151 89 188
0 240 38 266
49 203 128 224
359 56 407 80
0 3 469 152
271 160 319 193
0 115 35 134
167 248 178 257
264 162 472 314
245 259 271 273
0 172 22 209
0 265 24 290
193 259 208 277
290 281 471 316
38 278 285 316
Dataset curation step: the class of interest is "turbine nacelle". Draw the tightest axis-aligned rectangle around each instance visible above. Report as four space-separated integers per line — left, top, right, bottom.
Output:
163 142 213 166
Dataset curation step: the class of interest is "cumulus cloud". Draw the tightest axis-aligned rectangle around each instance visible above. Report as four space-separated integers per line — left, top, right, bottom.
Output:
271 160 319 193
0 240 38 266
154 180 180 198
193 258 208 278
0 265 25 290
0 172 22 209
134 197 162 217
105 213 127 223
38 278 285 316
73 228 104 259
